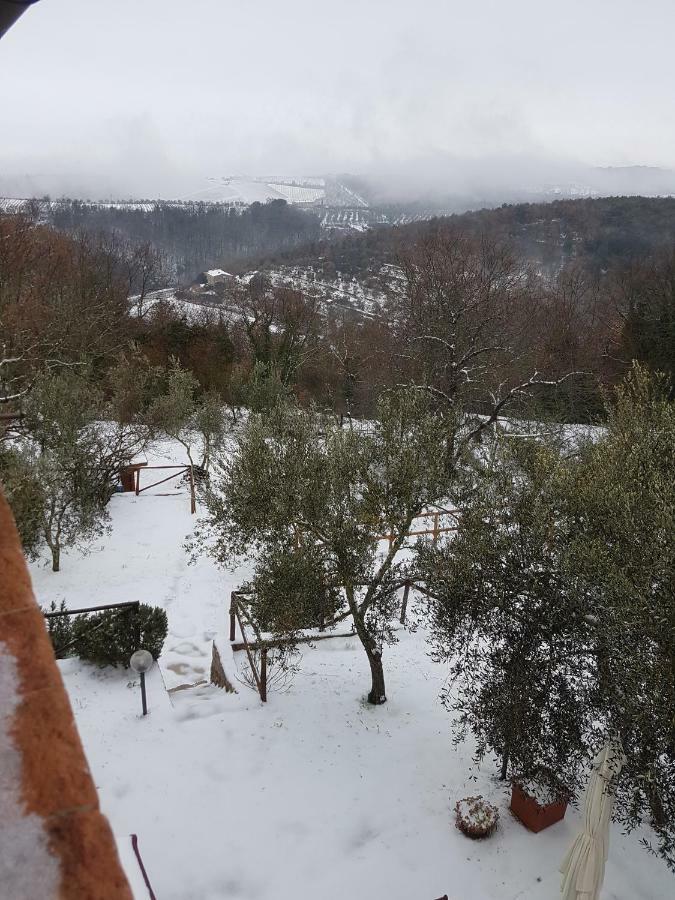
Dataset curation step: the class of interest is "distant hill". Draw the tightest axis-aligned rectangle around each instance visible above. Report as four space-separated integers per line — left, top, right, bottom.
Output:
255 196 675 284
3 193 674 289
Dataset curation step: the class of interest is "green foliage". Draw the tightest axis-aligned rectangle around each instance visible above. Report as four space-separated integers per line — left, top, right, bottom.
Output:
420 364 675 869
16 370 148 571
417 436 592 793
196 388 456 703
51 603 168 668
45 601 74 652
193 389 227 471
562 364 675 868
146 359 199 440
146 358 226 470
24 367 104 450
618 253 675 386
243 361 292 413
246 545 343 636
107 351 157 424
21 372 112 570
0 447 45 557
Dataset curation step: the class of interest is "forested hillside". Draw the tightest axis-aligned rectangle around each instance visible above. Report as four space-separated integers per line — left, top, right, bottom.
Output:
45 198 322 281
13 195 675 287
3 207 672 429
256 196 675 280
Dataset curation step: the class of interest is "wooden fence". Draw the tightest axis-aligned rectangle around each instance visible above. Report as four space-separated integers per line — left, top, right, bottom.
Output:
134 464 196 514
376 506 460 546
227 574 434 700
229 590 268 702
294 506 461 550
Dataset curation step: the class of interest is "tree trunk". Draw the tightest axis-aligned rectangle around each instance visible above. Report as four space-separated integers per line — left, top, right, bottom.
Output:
346 585 387 705
500 746 510 781
366 648 386 705
399 581 410 625
51 545 60 572
648 783 667 828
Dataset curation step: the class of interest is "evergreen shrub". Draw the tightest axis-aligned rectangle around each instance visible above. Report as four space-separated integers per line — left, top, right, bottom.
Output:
48 603 168 667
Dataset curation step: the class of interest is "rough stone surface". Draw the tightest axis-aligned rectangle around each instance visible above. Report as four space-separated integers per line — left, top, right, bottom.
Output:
0 489 133 899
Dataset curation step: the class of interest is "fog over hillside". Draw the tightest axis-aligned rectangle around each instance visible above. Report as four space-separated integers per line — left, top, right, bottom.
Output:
1 0 675 203
2 161 675 210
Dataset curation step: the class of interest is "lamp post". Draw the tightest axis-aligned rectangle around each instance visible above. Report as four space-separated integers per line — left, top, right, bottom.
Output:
129 649 154 716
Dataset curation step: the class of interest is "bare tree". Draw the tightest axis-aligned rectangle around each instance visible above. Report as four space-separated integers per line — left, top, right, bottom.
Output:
0 216 131 407
393 225 585 448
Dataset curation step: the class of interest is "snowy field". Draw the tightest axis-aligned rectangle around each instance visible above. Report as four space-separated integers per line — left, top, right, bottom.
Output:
28 440 671 900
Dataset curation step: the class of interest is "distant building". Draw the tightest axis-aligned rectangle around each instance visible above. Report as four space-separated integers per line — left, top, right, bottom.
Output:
199 268 233 286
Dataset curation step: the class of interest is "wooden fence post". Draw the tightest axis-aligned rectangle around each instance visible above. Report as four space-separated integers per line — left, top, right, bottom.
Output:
229 593 237 642
260 647 268 703
188 465 196 515
399 581 411 625
135 468 140 496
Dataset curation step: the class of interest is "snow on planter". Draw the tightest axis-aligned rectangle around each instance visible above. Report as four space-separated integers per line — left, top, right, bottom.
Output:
510 774 569 832
454 796 499 839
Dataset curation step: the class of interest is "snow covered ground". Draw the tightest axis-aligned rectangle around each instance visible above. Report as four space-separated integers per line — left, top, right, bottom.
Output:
28 440 672 900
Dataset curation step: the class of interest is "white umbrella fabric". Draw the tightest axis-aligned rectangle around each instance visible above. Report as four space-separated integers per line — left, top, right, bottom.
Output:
560 741 626 900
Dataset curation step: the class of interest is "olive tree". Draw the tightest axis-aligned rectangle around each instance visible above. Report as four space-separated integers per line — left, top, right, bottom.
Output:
416 437 593 792
147 360 227 472
563 365 675 869
18 371 147 571
196 389 455 704
419 365 675 871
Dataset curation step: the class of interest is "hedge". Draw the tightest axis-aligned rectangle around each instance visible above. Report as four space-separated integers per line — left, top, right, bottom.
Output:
47 601 168 668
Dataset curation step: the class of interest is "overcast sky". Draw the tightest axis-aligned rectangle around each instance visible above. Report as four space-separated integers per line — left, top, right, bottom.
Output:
1 0 674 198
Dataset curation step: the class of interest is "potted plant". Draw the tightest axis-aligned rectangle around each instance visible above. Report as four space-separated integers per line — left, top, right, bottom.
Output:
510 767 570 832
455 795 499 839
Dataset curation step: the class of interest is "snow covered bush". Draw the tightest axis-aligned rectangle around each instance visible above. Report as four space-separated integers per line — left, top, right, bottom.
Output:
454 796 499 839
50 603 168 668
423 365 675 872
562 365 675 871
0 446 44 557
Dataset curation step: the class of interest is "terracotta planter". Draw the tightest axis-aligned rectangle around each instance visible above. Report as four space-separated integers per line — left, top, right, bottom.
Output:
510 781 568 832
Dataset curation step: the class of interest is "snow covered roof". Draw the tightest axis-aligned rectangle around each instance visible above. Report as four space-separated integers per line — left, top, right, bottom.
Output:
205 268 232 277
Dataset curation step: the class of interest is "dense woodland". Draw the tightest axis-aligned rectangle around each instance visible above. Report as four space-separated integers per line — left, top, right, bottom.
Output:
255 196 675 278
42 198 322 281
22 194 675 287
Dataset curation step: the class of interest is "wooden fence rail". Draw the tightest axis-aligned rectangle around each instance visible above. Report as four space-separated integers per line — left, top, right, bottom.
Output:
376 506 460 546
134 464 196 514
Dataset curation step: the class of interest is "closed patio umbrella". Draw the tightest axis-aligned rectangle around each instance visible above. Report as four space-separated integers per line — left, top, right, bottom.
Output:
560 741 626 900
